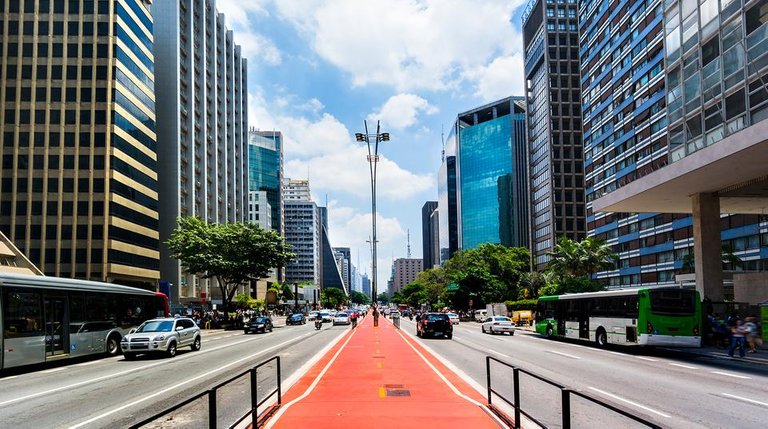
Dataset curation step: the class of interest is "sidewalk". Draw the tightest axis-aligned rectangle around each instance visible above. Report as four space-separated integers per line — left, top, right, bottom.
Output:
265 315 505 429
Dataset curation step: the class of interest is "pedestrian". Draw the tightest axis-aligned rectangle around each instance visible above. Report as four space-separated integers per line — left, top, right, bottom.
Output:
350 311 358 329
745 317 759 353
728 319 748 358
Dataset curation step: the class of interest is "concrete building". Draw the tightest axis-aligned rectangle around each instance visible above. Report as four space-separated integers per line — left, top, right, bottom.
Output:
392 258 423 293
586 0 768 302
248 130 283 234
362 273 371 296
284 178 311 202
523 0 585 270
283 198 321 285
449 97 530 252
0 0 159 286
333 247 352 291
248 191 272 231
421 201 439 269
580 0 768 298
153 0 249 302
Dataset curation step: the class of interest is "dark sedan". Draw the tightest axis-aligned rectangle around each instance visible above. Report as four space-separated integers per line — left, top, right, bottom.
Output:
244 317 273 334
286 313 306 325
416 313 453 339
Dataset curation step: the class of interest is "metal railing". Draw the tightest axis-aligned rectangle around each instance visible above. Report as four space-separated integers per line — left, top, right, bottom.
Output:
130 356 281 429
485 356 662 429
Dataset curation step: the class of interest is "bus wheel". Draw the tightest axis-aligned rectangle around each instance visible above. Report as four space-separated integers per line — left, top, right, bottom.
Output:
596 329 608 347
106 335 121 356
546 325 553 338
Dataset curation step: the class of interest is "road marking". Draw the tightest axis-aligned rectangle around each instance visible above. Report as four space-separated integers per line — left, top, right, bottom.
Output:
608 351 623 356
39 367 66 374
72 361 98 367
488 349 512 359
634 356 658 362
548 350 581 360
711 371 751 379
722 393 768 408
1 376 18 380
68 332 316 429
669 363 697 370
588 387 671 418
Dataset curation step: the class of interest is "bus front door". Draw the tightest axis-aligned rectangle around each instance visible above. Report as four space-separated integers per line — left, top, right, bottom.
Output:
43 295 69 358
579 301 589 340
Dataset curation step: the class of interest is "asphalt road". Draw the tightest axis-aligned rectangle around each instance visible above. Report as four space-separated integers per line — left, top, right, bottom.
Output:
397 317 768 429
0 320 348 429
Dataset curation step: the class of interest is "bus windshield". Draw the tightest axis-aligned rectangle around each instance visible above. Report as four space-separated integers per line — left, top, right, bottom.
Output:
649 289 696 315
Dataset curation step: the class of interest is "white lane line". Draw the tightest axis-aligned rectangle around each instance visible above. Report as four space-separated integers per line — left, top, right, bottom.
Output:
711 371 751 380
72 361 99 367
264 330 356 428
2 376 18 380
608 351 623 356
488 349 512 359
548 350 581 360
68 332 315 429
588 387 671 418
634 356 659 362
39 367 66 374
669 363 697 370
722 393 768 408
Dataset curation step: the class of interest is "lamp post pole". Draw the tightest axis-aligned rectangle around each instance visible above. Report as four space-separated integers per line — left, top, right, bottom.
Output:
356 121 389 328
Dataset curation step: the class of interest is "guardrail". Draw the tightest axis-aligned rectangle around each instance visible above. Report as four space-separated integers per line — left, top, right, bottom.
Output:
129 356 281 429
485 356 662 429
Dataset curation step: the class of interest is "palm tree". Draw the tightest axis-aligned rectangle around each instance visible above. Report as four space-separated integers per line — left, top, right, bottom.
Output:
580 237 617 275
546 236 617 278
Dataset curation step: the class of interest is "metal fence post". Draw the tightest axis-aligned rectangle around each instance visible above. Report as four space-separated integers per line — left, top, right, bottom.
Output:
486 356 492 406
208 389 217 429
561 388 571 429
277 356 282 405
513 368 521 429
250 368 258 424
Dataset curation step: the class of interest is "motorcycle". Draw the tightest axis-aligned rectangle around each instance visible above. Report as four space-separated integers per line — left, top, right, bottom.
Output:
315 317 322 330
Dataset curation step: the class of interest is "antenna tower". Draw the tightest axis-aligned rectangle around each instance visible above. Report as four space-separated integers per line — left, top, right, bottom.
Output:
407 229 412 258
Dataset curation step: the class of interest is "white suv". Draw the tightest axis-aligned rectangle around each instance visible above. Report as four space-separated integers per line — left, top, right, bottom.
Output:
121 317 201 359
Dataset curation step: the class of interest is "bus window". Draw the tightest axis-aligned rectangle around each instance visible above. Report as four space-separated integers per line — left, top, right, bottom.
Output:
649 289 695 315
3 288 43 338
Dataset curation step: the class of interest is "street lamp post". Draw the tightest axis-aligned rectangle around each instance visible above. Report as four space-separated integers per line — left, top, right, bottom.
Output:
356 121 389 328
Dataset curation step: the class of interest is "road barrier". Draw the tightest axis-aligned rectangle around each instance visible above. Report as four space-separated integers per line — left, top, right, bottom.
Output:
129 356 281 429
485 356 662 429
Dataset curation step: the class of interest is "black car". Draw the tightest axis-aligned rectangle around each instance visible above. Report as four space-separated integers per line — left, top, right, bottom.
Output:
416 313 453 339
244 317 273 334
286 313 306 325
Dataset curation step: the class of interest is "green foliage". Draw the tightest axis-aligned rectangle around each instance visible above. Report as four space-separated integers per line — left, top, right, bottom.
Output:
391 291 405 305
280 283 294 301
547 236 616 279
377 292 390 305
349 290 370 305
321 287 347 308
539 276 604 296
504 299 539 311
516 271 554 300
414 267 449 305
166 216 295 310
233 293 264 309
400 282 427 307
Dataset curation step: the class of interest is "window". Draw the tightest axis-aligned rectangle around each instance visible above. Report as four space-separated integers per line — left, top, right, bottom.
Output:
3 289 44 338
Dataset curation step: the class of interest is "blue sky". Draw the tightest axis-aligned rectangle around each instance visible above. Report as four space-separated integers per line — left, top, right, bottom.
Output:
217 0 529 285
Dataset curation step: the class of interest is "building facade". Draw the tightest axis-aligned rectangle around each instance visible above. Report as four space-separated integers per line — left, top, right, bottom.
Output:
1 0 159 286
392 258 423 293
283 178 311 202
454 97 529 251
153 0 248 301
421 201 439 269
523 0 586 270
437 153 458 264
333 247 351 291
283 199 321 285
362 273 371 296
248 190 271 231
248 129 283 235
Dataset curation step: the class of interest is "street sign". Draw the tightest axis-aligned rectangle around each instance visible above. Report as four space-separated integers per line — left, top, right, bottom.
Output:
447 283 459 291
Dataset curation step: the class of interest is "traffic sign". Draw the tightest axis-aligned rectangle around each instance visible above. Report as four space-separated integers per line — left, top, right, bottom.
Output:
447 283 459 291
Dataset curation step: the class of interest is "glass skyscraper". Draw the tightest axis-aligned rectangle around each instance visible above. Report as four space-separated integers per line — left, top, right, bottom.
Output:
1 0 159 286
454 97 529 251
248 130 283 235
437 152 458 264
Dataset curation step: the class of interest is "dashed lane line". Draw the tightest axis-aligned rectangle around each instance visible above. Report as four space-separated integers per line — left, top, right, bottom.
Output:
722 393 768 408
668 363 697 370
588 387 671 418
634 356 659 362
711 371 751 380
548 350 581 360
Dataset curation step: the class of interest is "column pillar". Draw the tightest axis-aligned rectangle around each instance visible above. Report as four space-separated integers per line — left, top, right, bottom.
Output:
692 193 723 301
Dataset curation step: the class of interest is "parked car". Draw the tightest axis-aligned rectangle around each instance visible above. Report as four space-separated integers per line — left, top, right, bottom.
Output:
481 316 516 335
416 313 453 339
244 317 274 334
121 317 201 359
333 312 350 325
446 313 460 325
286 313 306 325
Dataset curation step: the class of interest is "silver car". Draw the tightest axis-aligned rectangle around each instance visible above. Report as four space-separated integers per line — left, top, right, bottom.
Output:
481 316 516 335
121 317 201 359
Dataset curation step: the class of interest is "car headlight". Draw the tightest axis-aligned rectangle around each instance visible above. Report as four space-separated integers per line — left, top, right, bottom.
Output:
256 324 264 328
153 335 166 341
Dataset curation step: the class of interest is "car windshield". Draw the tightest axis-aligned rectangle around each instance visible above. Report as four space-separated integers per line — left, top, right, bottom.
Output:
290 314 302 318
136 321 174 332
253 317 269 323
319 312 329 316
447 313 457 317
495 317 510 321
336 314 347 317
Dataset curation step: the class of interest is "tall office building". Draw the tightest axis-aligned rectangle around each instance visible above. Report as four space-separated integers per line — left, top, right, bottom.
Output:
0 0 159 286
248 129 283 234
284 198 321 285
362 273 371 296
421 201 439 269
452 97 529 251
581 0 768 295
333 247 352 291
438 152 458 264
523 0 585 270
153 0 248 301
392 258 423 293
284 178 311 201
248 190 271 230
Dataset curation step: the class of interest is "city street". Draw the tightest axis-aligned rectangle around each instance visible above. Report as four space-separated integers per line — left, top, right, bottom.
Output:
397 317 768 428
0 321 348 429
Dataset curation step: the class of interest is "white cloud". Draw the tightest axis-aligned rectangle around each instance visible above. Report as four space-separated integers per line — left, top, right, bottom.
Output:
465 53 526 102
367 94 438 130
273 0 527 93
215 0 281 65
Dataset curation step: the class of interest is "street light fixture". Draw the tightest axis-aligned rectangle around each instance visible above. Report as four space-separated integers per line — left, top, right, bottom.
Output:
356 120 389 327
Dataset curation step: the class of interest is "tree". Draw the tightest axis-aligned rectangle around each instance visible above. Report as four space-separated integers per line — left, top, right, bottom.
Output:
400 282 427 307
516 271 553 300
546 236 616 278
391 291 405 305
414 267 449 306
166 217 295 310
349 290 370 305
280 283 294 301
377 292 390 305
321 287 347 308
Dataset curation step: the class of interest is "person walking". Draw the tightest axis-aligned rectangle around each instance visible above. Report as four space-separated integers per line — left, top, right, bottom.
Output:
728 319 748 358
350 311 358 329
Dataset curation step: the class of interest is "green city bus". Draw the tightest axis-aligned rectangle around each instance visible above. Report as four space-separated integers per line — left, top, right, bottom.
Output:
535 287 702 347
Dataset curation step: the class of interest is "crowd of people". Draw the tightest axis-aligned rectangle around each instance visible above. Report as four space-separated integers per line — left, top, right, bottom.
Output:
706 313 762 357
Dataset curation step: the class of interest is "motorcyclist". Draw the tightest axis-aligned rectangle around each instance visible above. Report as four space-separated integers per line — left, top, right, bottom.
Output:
315 313 323 330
